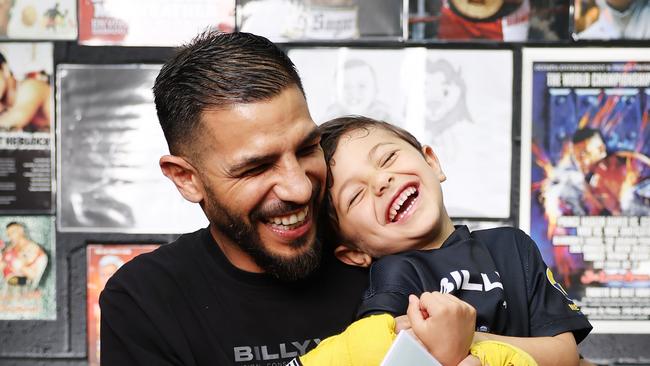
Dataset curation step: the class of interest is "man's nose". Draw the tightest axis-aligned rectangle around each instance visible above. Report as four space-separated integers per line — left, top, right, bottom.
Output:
273 157 312 204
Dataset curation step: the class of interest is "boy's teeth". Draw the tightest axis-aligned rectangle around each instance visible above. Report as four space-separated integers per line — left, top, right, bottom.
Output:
269 207 308 227
389 187 417 222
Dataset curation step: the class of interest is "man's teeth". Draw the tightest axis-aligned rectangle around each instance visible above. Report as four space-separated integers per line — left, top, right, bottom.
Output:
389 187 417 222
269 206 309 227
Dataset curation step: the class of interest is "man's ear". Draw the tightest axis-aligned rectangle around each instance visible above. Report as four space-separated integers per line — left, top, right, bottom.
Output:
422 145 446 183
159 155 204 203
334 245 372 268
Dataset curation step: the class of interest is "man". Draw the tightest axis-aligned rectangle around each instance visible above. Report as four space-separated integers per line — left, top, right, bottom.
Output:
0 222 48 288
578 0 650 39
99 31 368 366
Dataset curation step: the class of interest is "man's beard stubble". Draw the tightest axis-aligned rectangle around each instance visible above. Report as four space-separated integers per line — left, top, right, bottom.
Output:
203 185 323 282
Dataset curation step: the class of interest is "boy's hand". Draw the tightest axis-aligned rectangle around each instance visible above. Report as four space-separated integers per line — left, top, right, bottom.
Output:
394 315 411 333
407 292 476 366
457 355 482 366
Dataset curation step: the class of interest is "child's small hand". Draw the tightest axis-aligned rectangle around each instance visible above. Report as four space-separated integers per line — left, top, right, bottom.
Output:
407 292 476 366
457 355 482 366
394 315 411 333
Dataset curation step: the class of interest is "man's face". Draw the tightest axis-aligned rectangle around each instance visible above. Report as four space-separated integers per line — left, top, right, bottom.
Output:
425 71 461 123
573 134 606 175
337 64 376 112
328 128 448 257
194 87 326 281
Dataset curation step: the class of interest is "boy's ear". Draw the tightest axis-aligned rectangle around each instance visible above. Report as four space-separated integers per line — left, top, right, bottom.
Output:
159 155 205 203
334 245 372 268
422 145 446 183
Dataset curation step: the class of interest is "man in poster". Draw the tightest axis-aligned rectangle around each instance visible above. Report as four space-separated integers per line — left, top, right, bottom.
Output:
0 221 48 288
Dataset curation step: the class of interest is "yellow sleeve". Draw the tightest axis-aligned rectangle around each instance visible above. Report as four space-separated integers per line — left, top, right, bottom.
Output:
299 314 396 366
470 340 538 366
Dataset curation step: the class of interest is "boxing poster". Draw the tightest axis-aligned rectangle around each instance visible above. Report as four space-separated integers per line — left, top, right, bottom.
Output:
408 0 569 41
237 0 405 42
87 244 159 366
289 48 512 218
520 48 650 333
0 0 77 40
573 0 650 40
0 215 55 320
0 43 54 213
78 0 235 46
57 65 208 233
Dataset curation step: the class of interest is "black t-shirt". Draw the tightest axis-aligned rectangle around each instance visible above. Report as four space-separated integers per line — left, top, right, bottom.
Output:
100 228 368 366
357 226 592 343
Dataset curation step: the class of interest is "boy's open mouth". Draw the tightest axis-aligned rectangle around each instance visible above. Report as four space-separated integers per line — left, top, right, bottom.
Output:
387 184 419 223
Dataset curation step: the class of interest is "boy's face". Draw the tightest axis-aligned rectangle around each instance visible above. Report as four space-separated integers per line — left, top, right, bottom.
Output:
329 127 448 258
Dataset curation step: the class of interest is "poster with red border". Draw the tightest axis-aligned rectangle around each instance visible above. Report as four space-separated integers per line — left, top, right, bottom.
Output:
78 0 234 46
86 244 159 366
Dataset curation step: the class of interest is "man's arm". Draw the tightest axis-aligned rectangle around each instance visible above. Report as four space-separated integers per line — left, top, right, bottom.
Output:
0 79 49 130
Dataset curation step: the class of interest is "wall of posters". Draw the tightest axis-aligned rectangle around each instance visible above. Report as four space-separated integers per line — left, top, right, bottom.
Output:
57 64 208 233
289 47 512 218
87 244 159 366
0 215 55 320
0 0 77 40
408 0 569 41
0 43 53 213
521 48 650 333
237 0 405 41
78 0 235 46
573 0 650 40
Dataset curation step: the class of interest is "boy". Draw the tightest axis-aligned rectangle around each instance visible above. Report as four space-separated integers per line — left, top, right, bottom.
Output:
310 115 592 365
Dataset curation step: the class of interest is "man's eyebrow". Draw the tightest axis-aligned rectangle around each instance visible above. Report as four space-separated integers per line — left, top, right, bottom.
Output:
227 127 322 175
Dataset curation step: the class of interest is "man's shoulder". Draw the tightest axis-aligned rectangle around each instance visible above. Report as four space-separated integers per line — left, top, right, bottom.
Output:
104 228 208 295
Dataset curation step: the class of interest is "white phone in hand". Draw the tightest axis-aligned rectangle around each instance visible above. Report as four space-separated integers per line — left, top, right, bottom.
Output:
381 330 443 366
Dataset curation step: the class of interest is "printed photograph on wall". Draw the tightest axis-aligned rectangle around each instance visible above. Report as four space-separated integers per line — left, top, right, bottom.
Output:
86 244 159 366
78 0 235 46
0 215 55 320
0 0 77 39
408 0 569 41
573 0 650 40
237 0 405 41
521 48 650 333
0 43 53 213
289 47 512 218
57 64 208 233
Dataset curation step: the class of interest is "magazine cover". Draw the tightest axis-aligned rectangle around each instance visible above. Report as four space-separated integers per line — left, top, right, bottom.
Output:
57 65 208 233
408 0 569 41
0 0 77 40
0 43 53 213
237 0 405 41
78 0 235 46
0 215 55 320
521 48 650 333
86 244 159 366
573 0 650 40
289 47 512 218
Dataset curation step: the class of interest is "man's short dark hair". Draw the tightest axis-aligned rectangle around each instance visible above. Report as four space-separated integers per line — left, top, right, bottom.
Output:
153 31 304 156
318 115 424 244
6 222 24 229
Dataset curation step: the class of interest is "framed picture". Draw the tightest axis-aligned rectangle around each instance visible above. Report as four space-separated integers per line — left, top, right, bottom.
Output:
0 0 77 40
57 64 208 233
521 48 650 333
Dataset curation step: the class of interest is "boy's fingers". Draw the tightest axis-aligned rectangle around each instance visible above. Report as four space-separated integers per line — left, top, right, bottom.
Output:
406 294 425 325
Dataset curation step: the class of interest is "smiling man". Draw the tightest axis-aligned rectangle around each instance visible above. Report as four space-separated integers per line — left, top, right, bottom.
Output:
99 31 368 366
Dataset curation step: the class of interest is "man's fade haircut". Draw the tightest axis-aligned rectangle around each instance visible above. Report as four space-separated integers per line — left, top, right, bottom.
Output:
153 31 305 156
318 115 424 245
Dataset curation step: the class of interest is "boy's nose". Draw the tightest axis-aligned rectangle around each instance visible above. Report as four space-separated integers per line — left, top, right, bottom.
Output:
372 173 393 196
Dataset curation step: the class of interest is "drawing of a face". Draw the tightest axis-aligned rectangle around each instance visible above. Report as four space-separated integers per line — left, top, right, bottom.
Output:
423 59 472 135
336 59 377 113
425 71 462 123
